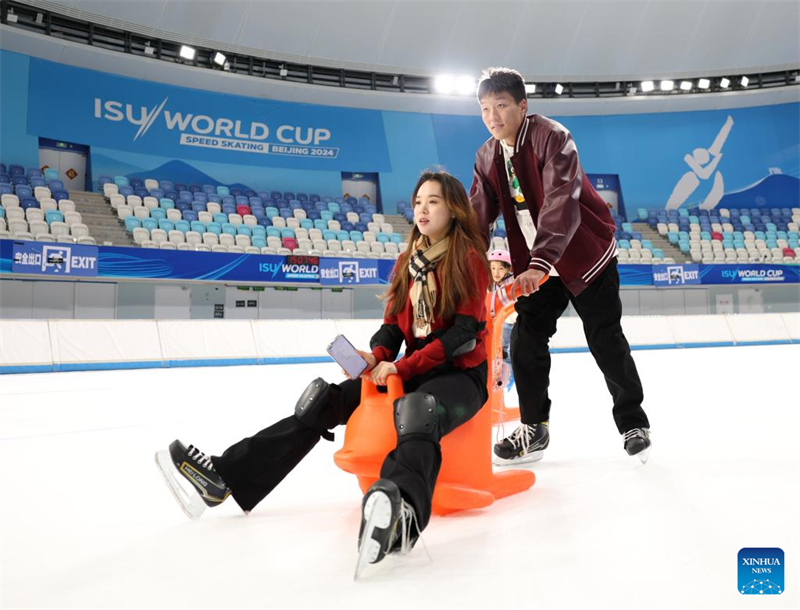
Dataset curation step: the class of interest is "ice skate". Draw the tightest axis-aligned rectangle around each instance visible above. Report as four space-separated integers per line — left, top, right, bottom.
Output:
493 422 549 465
623 428 651 464
354 479 419 580
155 440 230 519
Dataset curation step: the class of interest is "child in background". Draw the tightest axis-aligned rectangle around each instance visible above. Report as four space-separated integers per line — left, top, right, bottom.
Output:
487 249 515 389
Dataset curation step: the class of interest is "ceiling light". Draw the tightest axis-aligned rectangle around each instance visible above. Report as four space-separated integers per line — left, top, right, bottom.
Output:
698 78 711 89
434 75 455 95
7 10 18 23
525 83 537 94
680 80 692 91
455 76 476 96
739 76 749 87
627 85 637 95
144 43 155 56
179 45 196 61
641 80 654 92
719 77 730 89
660 80 674 91
213 52 226 66
554 83 564 95
279 66 288 77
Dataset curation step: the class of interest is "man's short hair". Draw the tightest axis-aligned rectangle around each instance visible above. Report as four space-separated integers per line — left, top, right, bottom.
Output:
477 67 526 103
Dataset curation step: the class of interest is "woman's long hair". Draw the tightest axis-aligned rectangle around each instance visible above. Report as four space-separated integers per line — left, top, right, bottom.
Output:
383 171 490 319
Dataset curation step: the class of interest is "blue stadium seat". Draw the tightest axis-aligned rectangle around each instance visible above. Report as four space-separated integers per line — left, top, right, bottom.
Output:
213 213 228 225
314 219 327 231
113 175 128 187
252 236 267 249
160 198 175 210
207 194 221 204
389 233 402 244
217 186 230 196
320 211 333 222
237 225 251 237
281 228 295 239
203 184 216 195
267 227 281 238
130 178 143 189
350 230 363 242
53 190 70 202
30 178 46 188
300 218 313 229
341 222 354 232
191 221 206 233
15 185 32 198
355 223 367 233
45 210 64 224
337 230 350 241
12 176 28 186
251 226 266 238
150 209 166 221
8 164 24 177
142 218 158 232
175 220 190 233
279 208 292 219
194 193 208 204
119 186 134 197
221 223 237 236
206 222 221 236
377 233 390 244
125 217 141 232
183 210 198 222
158 220 174 232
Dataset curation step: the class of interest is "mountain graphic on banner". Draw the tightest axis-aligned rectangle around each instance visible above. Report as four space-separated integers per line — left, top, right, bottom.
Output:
718 173 800 209
125 160 252 192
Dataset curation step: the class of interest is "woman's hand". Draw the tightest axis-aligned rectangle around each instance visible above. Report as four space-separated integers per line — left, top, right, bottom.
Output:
340 350 376 379
367 361 398 386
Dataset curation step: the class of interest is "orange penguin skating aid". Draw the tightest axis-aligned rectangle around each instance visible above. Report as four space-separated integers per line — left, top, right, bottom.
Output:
334 276 547 515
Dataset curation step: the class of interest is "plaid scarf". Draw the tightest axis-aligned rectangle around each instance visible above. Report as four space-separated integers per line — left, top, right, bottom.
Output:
408 236 450 338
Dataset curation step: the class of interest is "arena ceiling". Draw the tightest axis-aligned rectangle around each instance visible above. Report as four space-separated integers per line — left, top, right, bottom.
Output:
28 0 800 81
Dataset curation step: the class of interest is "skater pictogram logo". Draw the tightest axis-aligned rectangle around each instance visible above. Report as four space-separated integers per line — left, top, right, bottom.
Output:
738 548 784 595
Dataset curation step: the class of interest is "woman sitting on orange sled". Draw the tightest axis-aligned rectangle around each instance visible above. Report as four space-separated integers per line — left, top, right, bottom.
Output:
155 171 494 575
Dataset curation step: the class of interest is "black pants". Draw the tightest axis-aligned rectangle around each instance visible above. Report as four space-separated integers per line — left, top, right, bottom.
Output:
212 362 487 530
511 259 649 434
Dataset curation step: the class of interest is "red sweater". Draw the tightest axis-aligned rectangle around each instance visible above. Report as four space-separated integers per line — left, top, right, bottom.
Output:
370 249 488 380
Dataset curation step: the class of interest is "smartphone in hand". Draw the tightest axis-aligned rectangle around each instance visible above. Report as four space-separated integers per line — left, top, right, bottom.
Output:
326 334 369 379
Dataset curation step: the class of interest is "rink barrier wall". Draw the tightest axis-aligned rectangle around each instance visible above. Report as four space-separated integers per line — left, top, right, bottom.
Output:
0 314 798 374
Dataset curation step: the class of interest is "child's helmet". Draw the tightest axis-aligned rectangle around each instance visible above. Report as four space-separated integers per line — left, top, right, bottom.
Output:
487 249 512 266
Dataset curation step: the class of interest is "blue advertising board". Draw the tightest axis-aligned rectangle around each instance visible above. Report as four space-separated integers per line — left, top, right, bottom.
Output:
26 58 391 172
1 240 797 286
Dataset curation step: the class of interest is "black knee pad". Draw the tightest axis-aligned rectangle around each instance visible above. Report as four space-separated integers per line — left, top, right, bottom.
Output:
393 392 440 443
294 378 334 441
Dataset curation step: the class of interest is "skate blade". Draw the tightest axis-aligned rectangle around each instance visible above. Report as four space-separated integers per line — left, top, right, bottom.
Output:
492 450 544 467
636 447 651 464
155 451 207 520
354 492 392 581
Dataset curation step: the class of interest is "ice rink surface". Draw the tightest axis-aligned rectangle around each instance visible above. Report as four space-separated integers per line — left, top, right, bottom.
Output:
1 345 798 609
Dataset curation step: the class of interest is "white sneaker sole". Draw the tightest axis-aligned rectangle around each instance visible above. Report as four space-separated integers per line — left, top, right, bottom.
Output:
492 450 545 467
155 450 207 520
354 491 393 581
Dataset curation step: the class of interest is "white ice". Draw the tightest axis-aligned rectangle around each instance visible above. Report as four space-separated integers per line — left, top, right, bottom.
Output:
1 345 798 609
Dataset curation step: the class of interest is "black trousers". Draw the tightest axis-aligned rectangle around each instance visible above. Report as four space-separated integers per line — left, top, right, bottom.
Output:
212 362 487 530
511 259 649 434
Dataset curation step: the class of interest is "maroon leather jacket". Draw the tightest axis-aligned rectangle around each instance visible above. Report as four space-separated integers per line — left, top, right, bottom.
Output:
469 114 616 296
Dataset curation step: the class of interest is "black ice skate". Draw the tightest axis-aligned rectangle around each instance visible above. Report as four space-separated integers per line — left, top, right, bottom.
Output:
623 428 651 464
354 479 419 580
155 440 230 519
493 422 549 465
